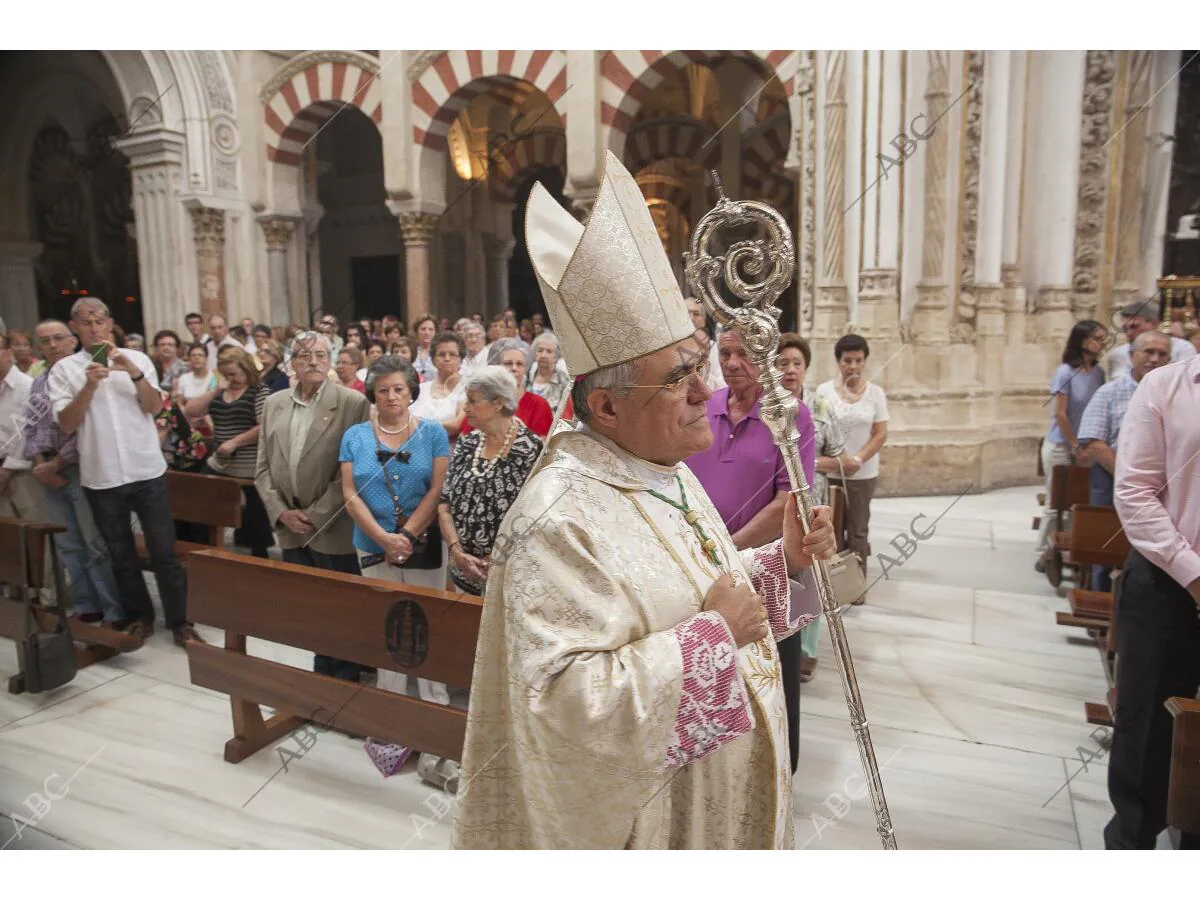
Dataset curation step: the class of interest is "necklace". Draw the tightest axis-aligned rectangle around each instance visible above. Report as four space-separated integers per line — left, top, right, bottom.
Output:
646 473 722 568
471 419 517 477
376 414 413 436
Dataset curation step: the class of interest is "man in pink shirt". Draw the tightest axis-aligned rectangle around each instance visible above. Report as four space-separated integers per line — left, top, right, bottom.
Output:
1106 354 1200 850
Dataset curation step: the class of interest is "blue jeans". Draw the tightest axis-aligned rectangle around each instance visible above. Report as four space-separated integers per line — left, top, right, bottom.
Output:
1090 467 1115 592
40 466 123 621
280 546 365 682
85 474 189 631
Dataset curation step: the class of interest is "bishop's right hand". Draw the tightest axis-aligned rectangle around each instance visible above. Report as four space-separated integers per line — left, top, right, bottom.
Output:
703 574 768 648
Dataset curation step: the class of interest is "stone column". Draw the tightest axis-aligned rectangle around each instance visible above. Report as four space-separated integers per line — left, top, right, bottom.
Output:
115 128 188 338
813 51 849 386
1033 51 1087 342
399 212 438 323
855 51 902 348
188 205 226 319
1110 52 1154 313
482 233 515 320
911 51 953 354
1070 51 1118 321
0 242 43 329
1001 51 1029 336
974 51 1011 387
258 216 295 328
795 51 818 337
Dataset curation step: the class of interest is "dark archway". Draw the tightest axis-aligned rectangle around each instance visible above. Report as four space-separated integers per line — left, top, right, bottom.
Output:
508 165 567 322
313 106 398 324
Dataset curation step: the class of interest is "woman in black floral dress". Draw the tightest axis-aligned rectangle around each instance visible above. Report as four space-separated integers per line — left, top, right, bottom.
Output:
438 365 543 595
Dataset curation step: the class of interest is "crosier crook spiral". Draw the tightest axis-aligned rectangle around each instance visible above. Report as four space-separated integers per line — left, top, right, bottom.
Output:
684 173 899 850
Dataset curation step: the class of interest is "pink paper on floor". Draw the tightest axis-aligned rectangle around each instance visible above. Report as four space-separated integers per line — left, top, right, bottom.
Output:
364 738 413 778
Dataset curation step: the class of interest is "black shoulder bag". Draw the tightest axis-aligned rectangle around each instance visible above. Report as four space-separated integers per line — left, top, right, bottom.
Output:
375 447 442 570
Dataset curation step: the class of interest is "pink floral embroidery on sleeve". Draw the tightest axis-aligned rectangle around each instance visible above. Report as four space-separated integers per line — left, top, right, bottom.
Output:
746 540 821 638
662 611 752 771
749 539 791 636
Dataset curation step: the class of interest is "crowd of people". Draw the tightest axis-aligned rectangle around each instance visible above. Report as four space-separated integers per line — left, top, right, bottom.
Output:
1034 300 1200 850
0 292 888 789
10 278 1195 849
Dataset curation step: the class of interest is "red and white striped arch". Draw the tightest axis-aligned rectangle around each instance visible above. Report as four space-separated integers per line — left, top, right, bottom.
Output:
265 60 382 166
623 117 722 175
412 50 568 151
491 129 567 203
741 112 794 211
601 50 798 157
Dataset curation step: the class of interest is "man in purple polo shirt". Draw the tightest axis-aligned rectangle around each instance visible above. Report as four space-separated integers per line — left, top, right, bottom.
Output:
686 329 816 775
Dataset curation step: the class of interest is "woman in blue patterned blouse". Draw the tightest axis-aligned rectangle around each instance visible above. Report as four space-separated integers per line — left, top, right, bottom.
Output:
339 355 453 779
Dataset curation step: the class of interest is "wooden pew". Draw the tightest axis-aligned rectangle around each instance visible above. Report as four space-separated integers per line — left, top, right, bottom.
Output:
185 548 483 764
1165 696 1200 836
134 469 243 567
0 518 138 693
1045 464 1093 587
829 483 847 553
1059 504 1130 626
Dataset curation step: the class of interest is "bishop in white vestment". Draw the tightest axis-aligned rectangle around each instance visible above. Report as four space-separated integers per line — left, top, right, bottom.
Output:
452 151 832 850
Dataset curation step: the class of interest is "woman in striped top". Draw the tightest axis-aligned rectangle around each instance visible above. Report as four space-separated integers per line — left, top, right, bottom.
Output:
184 346 274 557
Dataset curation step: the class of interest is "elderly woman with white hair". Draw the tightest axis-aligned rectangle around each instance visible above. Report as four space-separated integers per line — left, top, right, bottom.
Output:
438 365 543 596
459 337 553 438
526 331 571 412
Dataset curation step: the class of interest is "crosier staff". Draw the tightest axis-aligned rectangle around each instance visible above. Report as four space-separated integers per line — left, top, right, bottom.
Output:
684 173 898 850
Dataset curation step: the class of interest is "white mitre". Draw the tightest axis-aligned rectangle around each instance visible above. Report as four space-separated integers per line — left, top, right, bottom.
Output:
525 150 694 376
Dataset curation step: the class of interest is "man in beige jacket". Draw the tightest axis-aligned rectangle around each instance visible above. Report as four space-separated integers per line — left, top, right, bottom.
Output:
256 331 369 680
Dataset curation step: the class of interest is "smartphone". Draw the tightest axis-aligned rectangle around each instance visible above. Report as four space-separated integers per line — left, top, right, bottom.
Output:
89 344 109 367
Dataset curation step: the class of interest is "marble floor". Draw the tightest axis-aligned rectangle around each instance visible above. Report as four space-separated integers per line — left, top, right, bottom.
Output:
0 485 1122 850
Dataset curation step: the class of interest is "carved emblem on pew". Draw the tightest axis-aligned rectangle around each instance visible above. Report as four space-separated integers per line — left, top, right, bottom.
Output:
385 600 430 668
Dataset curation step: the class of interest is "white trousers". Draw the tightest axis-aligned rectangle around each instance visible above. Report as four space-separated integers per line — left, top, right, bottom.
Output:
356 549 450 706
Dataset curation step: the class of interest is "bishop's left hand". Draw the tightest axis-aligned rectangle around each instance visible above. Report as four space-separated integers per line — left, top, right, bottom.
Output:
782 494 836 575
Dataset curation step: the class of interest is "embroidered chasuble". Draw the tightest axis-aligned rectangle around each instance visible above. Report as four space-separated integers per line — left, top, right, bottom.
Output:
452 425 819 849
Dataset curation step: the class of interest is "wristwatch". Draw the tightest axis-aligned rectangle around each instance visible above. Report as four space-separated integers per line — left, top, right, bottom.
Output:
131 372 145 383
398 527 418 544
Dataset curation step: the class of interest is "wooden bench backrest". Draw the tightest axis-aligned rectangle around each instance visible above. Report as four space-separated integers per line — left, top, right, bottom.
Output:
166 470 243 529
1050 464 1092 511
186 549 484 761
1165 697 1200 834
1068 504 1131 569
0 517 65 589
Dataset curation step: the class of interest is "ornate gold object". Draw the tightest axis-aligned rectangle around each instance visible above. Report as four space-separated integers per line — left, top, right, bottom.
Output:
685 173 899 850
1156 275 1200 333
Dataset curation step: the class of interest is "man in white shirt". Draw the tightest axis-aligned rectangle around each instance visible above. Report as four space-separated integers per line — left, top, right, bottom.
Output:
50 298 201 648
205 313 241 369
1105 301 1196 381
0 332 39 520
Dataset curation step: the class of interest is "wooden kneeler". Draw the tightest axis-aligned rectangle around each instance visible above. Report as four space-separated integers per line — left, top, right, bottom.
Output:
0 517 139 692
184 549 484 764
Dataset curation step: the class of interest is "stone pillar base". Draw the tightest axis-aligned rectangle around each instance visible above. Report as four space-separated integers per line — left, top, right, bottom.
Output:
811 283 848 385
875 434 1042 497
1035 285 1075 344
974 283 1006 387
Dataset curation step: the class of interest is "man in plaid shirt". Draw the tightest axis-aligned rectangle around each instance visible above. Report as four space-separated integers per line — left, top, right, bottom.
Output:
1077 330 1171 589
20 319 122 623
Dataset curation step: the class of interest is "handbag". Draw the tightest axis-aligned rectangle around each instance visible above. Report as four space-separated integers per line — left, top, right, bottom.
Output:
827 455 868 606
19 524 77 694
378 448 443 571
